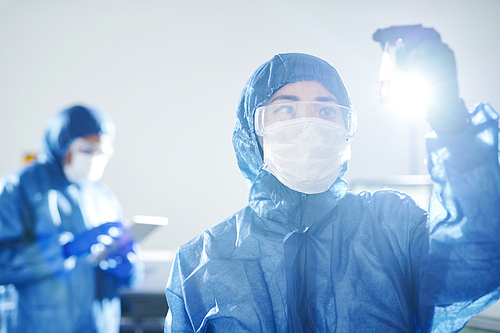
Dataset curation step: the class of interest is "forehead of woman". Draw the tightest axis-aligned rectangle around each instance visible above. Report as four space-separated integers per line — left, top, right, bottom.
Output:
267 81 338 105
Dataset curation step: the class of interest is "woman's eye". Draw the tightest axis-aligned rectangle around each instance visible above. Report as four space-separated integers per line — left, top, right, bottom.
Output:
319 106 337 116
274 105 296 114
78 146 102 155
78 148 94 155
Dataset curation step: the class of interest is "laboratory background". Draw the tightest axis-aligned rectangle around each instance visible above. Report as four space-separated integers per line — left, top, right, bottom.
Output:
1 0 499 332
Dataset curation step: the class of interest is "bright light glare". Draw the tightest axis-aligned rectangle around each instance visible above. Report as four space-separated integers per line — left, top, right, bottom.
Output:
388 72 432 119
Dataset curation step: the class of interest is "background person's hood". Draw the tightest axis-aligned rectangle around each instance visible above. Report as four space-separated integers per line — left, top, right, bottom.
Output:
38 105 115 166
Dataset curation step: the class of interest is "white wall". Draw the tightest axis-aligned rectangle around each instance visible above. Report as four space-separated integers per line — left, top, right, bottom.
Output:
1 0 499 252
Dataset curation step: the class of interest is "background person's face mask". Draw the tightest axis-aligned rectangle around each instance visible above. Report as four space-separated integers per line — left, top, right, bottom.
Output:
63 137 113 185
259 117 351 194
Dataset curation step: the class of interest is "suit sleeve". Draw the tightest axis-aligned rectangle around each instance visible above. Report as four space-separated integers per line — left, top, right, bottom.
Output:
0 176 65 285
419 103 500 331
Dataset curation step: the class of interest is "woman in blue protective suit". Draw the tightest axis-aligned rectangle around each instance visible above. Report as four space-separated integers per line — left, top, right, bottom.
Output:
165 26 500 332
0 105 143 333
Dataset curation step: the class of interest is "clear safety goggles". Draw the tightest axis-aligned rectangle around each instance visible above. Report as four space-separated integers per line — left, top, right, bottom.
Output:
70 137 114 157
254 101 357 138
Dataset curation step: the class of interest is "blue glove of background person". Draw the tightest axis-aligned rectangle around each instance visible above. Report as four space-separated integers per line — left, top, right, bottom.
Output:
373 25 470 134
98 226 139 282
62 222 122 258
103 251 135 282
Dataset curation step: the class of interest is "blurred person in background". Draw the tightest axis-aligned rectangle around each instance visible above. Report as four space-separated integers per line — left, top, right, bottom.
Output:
165 26 500 332
0 105 144 333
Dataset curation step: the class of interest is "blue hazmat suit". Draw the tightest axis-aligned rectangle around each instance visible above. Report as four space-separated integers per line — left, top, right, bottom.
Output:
0 105 143 333
165 53 500 332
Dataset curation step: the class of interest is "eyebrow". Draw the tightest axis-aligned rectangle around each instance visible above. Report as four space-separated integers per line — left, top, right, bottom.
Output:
316 96 338 102
269 95 339 103
269 95 300 103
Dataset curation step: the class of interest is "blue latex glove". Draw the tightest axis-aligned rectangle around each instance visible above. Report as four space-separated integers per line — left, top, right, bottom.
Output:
98 226 139 282
104 251 135 282
62 222 123 258
373 25 470 134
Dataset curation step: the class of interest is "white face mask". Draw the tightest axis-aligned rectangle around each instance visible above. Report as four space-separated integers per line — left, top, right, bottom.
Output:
261 117 351 194
63 137 112 185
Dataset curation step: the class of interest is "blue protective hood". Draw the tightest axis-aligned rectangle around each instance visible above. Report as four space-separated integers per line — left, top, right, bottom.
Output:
38 105 115 165
232 53 352 189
